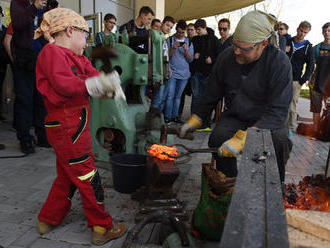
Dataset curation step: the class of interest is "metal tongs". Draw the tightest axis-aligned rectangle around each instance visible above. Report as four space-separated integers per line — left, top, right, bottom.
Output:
162 144 217 159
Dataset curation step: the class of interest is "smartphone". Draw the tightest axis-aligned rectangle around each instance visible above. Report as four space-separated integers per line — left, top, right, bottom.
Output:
179 42 185 46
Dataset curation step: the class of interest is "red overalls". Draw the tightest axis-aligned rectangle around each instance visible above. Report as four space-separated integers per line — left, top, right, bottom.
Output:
36 44 112 229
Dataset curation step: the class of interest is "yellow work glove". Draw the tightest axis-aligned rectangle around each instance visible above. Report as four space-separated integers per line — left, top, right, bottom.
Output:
178 114 202 138
218 130 247 157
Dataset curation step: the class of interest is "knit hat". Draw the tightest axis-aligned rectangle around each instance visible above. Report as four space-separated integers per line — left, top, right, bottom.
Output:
233 10 279 48
34 8 88 42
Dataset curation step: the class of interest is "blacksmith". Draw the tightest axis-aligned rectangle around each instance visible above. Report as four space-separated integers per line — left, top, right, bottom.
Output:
180 10 293 186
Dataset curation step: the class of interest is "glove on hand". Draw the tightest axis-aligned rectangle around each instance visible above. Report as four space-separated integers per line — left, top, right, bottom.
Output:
85 71 126 100
218 130 247 157
178 114 202 138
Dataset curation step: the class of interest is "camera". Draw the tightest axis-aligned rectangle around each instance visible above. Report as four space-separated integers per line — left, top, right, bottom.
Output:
179 42 185 46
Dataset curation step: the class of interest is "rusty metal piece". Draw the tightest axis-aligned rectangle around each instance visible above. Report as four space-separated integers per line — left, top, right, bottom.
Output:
160 125 194 144
162 143 217 159
139 204 183 214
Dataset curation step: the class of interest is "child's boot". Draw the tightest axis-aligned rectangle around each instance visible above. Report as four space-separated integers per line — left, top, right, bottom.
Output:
92 223 127 246
37 221 55 234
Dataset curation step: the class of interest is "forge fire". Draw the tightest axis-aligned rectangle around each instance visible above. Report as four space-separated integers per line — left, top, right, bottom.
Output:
284 175 330 212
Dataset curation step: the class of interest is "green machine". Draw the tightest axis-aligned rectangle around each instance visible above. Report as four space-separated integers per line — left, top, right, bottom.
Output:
87 30 173 162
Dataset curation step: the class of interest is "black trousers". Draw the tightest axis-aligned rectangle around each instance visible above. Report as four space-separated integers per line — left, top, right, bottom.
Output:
13 67 47 141
208 116 292 183
0 63 7 115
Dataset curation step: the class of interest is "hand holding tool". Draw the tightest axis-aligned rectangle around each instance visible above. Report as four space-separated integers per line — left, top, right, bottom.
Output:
218 130 247 157
178 114 202 138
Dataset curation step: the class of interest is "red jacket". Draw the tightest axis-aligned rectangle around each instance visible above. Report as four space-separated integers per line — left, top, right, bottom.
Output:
36 44 99 109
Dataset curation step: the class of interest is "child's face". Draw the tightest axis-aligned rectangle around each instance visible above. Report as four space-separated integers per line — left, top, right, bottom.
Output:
70 27 88 56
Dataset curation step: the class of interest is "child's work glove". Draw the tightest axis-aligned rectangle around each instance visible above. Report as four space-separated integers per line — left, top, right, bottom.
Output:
218 130 247 157
85 71 126 101
178 114 202 138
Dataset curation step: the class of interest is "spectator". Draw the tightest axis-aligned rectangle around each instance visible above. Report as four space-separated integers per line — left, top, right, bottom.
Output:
95 13 117 46
164 20 193 124
148 16 175 117
119 6 154 53
286 21 314 132
0 5 9 121
3 22 14 62
278 22 291 43
119 6 154 37
187 23 195 41
309 22 330 130
191 19 219 130
151 18 161 31
178 22 195 122
10 0 50 154
217 18 233 54
179 10 292 187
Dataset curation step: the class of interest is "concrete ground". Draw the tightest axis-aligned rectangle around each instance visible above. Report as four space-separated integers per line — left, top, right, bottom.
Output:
0 97 328 248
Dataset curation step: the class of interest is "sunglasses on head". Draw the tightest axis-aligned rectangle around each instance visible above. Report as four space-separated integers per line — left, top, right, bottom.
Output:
219 27 228 32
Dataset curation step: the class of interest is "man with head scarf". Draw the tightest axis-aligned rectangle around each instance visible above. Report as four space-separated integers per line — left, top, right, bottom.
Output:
179 10 293 187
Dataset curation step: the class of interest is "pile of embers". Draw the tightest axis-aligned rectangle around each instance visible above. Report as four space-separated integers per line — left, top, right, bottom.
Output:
284 174 330 212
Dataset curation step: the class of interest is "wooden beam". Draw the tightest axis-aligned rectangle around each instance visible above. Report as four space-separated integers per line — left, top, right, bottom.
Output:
286 209 330 242
219 129 288 248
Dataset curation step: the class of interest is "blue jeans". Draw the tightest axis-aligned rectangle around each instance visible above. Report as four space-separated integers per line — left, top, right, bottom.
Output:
164 77 188 119
150 85 165 111
191 72 208 113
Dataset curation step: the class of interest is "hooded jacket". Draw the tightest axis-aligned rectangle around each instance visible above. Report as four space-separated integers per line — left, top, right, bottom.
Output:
286 37 314 85
191 27 219 76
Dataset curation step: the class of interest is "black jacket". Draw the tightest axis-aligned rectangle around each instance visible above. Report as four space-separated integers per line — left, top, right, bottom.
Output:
191 27 219 75
286 37 314 85
218 35 233 55
193 45 293 130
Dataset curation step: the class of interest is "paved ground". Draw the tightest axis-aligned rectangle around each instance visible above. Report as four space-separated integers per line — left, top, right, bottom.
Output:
0 97 328 248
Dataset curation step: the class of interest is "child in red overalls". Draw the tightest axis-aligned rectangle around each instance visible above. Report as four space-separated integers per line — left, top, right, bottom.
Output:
34 8 126 246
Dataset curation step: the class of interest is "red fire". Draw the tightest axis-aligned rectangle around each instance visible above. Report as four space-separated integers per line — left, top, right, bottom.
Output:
284 175 330 212
148 144 179 161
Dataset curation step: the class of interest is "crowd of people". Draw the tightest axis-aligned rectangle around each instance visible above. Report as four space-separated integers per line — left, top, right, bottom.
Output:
0 1 329 246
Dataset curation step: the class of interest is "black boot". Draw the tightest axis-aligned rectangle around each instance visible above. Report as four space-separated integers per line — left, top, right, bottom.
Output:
20 140 35 154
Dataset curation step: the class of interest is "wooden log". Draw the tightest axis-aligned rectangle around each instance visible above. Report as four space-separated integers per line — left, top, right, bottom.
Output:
286 209 330 242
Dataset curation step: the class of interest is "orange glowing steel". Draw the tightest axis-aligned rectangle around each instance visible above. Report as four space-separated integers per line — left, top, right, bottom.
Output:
284 175 330 212
148 144 179 161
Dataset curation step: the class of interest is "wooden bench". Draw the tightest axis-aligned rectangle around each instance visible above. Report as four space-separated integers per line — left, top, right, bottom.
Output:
219 128 289 248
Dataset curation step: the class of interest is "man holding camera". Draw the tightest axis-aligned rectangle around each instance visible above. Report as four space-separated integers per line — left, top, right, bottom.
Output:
10 0 49 154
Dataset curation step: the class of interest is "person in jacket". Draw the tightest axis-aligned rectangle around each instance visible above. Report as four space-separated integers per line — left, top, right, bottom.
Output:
179 10 293 187
309 22 330 130
191 19 219 130
217 18 233 54
163 20 193 123
286 21 314 132
10 0 49 154
95 13 116 46
148 16 175 118
0 6 8 121
34 8 126 245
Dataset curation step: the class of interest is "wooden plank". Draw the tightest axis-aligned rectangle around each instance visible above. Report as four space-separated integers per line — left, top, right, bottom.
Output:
220 129 266 248
286 209 330 242
263 131 289 248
